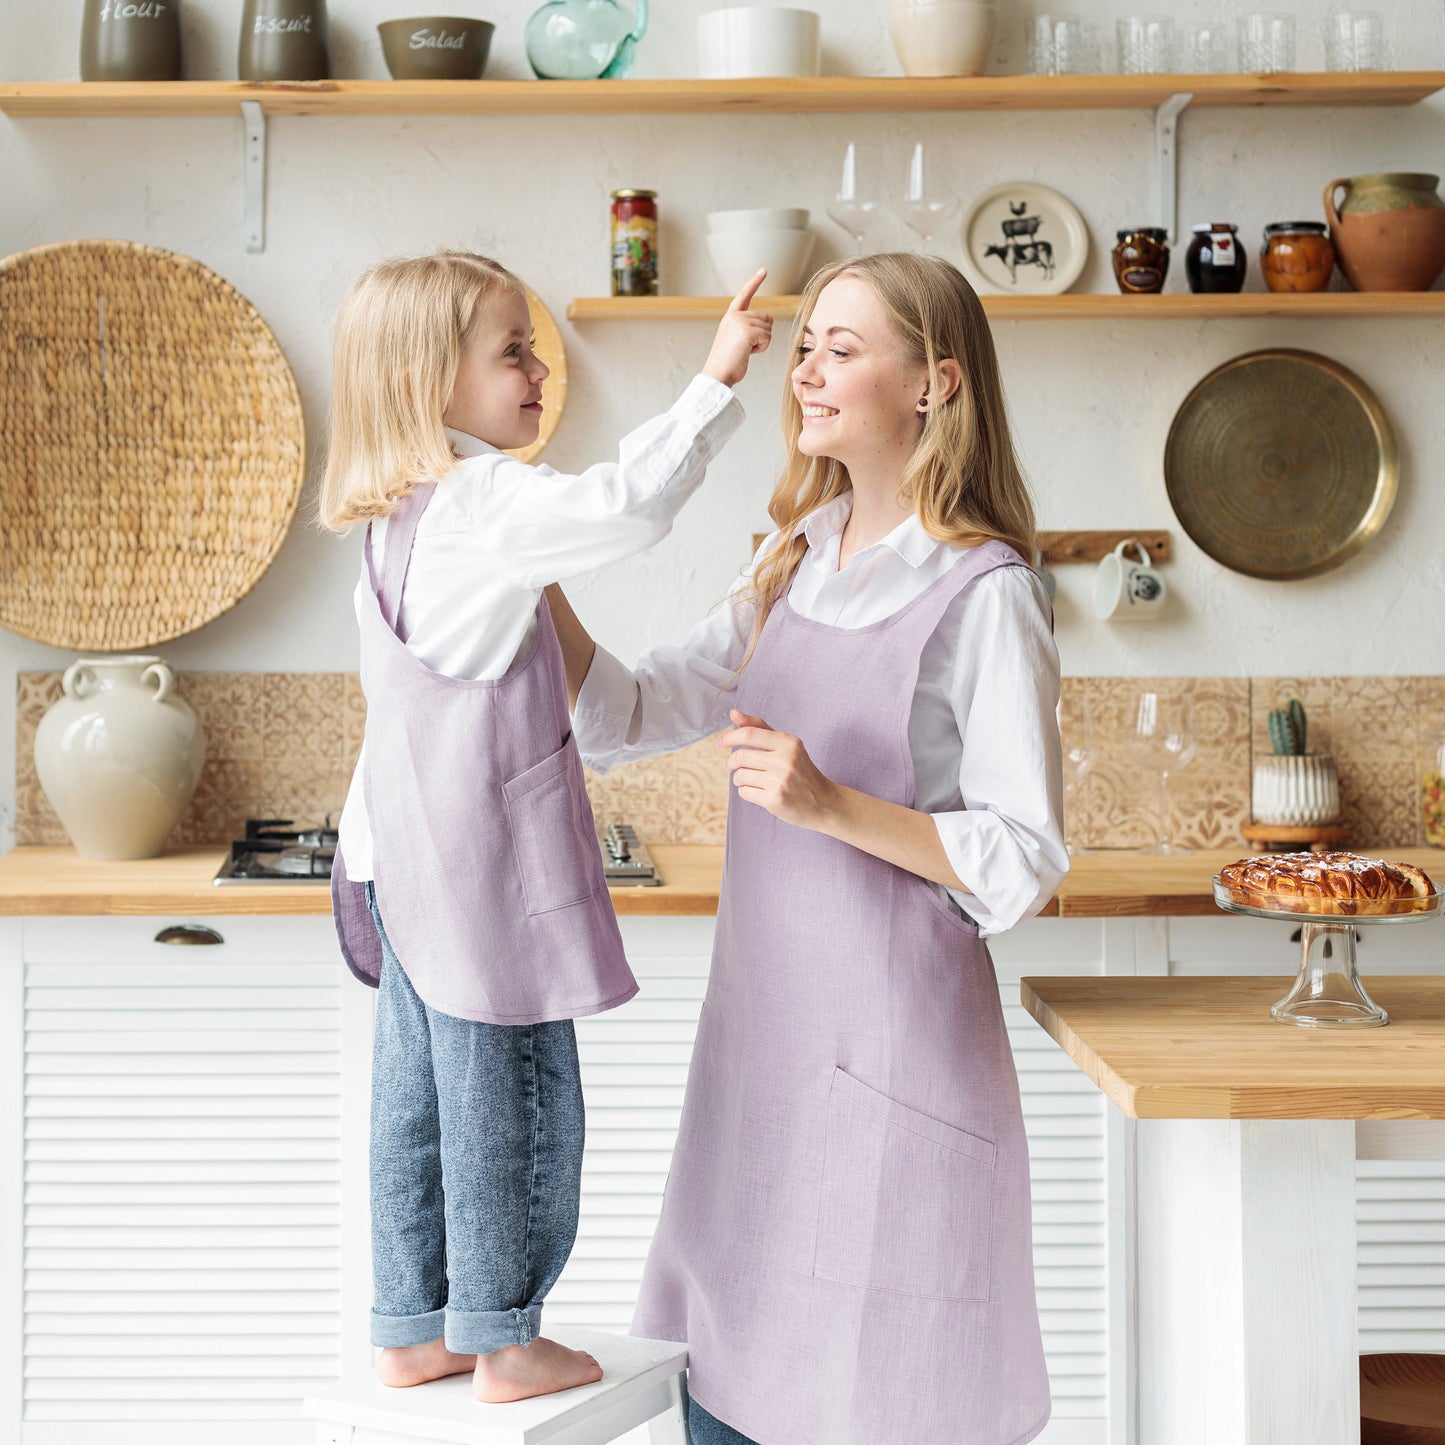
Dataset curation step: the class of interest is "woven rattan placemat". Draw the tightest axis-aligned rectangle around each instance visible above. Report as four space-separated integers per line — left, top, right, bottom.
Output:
0 239 306 650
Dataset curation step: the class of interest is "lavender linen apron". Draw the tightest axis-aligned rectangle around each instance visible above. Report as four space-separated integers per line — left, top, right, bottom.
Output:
331 482 637 1025
633 540 1051 1445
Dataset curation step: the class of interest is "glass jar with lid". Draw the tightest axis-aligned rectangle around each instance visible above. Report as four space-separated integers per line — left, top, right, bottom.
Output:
1423 721 1445 847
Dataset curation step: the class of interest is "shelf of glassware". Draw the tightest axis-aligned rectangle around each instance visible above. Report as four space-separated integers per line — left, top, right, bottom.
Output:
1 71 1443 118
568 292 1445 322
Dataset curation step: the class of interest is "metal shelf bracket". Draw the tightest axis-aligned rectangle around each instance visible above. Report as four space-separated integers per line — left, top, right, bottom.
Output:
242 99 266 253
1154 92 1192 243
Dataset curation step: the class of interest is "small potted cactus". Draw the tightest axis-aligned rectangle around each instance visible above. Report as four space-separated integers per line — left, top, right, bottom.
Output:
1252 698 1340 827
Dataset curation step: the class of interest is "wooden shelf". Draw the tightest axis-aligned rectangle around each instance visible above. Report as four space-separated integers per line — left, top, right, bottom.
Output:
2 72 1443 119
568 292 1445 322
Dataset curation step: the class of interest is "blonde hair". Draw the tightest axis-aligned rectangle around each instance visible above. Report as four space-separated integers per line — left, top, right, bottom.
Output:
317 250 524 531
734 252 1038 667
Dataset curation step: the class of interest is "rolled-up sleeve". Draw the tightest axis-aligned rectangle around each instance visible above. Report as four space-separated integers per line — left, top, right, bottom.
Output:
931 568 1069 934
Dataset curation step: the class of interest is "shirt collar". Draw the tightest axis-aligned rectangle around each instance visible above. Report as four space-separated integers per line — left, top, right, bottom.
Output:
799 491 945 570
444 426 502 460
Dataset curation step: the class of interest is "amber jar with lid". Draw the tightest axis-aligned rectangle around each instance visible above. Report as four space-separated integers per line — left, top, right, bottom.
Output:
611 188 658 298
1112 228 1170 294
1260 221 1335 293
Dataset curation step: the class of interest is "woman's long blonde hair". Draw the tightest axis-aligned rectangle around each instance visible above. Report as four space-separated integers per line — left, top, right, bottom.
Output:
317 250 523 531
734 252 1037 665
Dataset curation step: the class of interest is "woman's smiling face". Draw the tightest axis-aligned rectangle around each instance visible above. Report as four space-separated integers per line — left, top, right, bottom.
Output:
790 274 931 473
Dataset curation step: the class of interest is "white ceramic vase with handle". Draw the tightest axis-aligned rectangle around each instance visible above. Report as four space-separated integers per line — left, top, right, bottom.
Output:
34 656 205 860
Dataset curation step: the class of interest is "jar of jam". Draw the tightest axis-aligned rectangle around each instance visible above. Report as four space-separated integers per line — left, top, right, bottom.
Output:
1112 228 1170 294
1185 222 1247 293
611 188 658 298
1260 221 1335 293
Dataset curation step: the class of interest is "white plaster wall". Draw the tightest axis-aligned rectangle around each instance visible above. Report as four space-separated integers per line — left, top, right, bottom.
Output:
3 1 1444 846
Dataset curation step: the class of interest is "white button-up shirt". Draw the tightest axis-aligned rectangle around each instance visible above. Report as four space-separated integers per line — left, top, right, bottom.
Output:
574 491 1068 934
338 375 743 881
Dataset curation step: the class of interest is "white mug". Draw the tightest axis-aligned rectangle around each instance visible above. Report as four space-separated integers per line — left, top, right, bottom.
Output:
1092 539 1167 621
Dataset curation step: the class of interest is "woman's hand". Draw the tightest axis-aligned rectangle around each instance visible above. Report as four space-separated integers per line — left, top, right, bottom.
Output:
717 708 839 830
702 271 773 389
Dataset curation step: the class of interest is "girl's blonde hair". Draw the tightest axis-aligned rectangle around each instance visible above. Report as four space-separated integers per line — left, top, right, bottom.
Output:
734 251 1038 667
317 250 524 531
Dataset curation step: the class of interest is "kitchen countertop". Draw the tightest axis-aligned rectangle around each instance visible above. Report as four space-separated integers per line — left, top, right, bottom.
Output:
1022 975 1445 1119
0 844 1440 919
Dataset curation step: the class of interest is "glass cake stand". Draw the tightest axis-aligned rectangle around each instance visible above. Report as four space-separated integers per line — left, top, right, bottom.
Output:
1212 879 1444 1028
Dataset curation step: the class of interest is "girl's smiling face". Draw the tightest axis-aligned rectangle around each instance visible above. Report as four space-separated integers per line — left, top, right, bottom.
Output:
443 288 550 451
791 274 930 472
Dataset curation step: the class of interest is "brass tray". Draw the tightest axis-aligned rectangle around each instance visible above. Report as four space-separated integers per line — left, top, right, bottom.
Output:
1164 348 1397 580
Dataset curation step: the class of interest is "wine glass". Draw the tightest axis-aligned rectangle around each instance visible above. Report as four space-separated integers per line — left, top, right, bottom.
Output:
826 142 886 256
898 142 959 254
1131 691 1198 854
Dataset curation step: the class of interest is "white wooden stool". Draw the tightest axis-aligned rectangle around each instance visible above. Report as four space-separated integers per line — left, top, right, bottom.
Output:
304 1328 690 1445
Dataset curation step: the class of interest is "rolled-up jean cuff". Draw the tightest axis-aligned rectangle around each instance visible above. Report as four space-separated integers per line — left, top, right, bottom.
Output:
371 1307 447 1348
445 1303 543 1355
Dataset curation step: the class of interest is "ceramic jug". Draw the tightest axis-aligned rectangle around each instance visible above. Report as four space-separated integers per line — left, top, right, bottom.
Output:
80 0 183 81
525 0 648 80
239 0 330 81
1324 173 1445 292
34 657 205 860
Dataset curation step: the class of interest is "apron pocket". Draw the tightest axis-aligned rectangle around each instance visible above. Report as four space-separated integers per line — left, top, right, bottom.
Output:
813 1066 995 1303
501 738 604 916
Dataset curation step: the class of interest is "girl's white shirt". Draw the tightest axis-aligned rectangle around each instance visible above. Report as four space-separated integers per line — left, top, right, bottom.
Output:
573 491 1069 935
338 374 742 881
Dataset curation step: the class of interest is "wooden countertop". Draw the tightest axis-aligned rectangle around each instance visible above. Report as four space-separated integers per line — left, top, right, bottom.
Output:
1022 975 1445 1119
0 845 1439 919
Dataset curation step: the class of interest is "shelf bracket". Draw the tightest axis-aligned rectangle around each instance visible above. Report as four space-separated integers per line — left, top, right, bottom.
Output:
1153 92 1192 244
242 99 266 254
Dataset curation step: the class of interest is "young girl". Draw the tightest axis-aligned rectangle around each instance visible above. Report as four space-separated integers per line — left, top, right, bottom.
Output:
552 253 1067 1443
318 251 771 1404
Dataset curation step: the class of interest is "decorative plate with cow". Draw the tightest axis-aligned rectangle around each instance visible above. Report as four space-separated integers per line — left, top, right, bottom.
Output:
959 181 1089 297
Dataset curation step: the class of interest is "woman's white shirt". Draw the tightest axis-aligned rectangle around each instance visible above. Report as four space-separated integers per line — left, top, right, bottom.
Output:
574 491 1069 935
337 374 742 881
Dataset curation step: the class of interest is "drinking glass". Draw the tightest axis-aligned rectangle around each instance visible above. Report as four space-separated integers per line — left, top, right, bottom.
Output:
898 142 959 252
1026 15 1103 75
1116 16 1175 74
826 142 886 256
1131 691 1198 855
1322 10 1388 71
1180 20 1232 72
1062 694 1096 856
1239 12 1295 73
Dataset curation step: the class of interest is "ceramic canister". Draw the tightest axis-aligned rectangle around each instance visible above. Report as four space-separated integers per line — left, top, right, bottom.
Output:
1324 173 1445 292
80 0 184 81
240 0 330 81
34 657 205 860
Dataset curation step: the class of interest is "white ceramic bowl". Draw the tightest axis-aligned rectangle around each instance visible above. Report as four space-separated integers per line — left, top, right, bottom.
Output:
706 227 817 294
888 0 997 77
707 207 810 233
697 6 821 79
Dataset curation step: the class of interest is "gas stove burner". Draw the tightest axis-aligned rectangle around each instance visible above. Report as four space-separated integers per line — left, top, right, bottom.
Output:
213 818 337 885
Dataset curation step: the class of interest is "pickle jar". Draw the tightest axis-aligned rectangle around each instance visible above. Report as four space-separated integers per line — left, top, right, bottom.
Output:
611 189 658 298
1423 722 1445 847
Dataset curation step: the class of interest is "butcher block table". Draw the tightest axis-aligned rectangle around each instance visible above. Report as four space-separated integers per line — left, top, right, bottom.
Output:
1023 975 1445 1445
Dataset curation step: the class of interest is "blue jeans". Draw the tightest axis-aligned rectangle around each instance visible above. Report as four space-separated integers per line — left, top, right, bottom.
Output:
689 1397 761 1445
366 884 585 1354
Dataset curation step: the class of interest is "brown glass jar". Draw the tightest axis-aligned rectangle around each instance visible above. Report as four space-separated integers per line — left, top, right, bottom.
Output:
1260 221 1335 293
1112 227 1170 294
611 189 658 298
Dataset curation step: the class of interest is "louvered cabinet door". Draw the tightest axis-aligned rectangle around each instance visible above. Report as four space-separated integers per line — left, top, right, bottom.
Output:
4 915 369 1445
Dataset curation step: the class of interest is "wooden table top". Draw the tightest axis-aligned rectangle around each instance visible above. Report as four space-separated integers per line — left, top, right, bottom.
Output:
0 845 1439 920
1022 975 1445 1120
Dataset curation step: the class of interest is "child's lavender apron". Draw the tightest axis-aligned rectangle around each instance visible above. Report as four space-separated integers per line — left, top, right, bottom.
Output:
331 482 637 1025
633 540 1051 1445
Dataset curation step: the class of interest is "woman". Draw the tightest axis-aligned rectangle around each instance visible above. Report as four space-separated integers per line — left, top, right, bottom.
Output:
549 253 1066 1445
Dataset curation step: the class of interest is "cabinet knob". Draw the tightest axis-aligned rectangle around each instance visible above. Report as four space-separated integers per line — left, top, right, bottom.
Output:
154 924 225 946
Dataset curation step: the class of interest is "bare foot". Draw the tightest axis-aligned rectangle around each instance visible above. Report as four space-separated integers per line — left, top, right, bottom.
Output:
376 1337 476 1388
473 1337 603 1403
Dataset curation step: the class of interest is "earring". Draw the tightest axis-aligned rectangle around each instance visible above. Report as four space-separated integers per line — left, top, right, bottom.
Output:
917 398 929 414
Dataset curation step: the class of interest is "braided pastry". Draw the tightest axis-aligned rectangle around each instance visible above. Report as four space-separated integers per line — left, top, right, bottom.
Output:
1218 851 1437 917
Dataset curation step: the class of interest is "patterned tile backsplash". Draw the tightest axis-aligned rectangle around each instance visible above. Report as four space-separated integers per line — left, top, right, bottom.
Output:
15 671 1444 852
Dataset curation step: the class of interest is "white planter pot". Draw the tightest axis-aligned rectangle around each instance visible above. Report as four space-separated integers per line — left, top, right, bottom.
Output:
889 0 998 77
697 6 821 78
1251 753 1340 828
